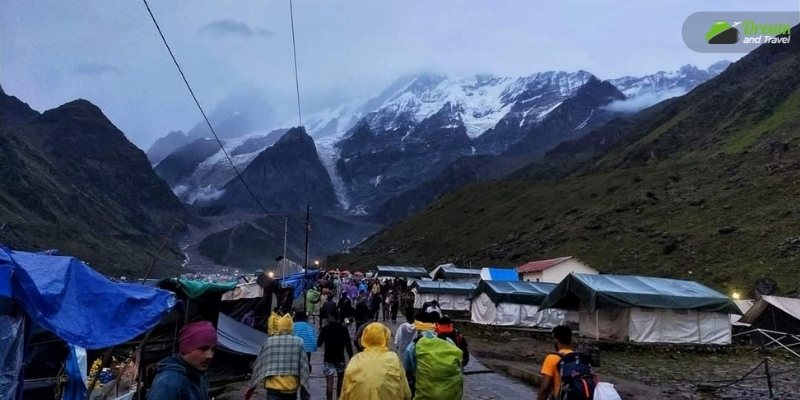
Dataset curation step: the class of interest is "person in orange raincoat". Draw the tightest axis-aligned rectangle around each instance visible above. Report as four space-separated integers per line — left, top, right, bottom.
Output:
340 323 411 400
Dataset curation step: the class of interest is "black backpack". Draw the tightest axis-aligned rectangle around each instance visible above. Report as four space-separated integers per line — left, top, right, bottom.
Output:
555 352 597 400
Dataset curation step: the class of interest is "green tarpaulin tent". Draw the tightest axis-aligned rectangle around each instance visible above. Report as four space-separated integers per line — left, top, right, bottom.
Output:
376 265 429 278
539 273 738 314
410 280 477 295
468 281 557 306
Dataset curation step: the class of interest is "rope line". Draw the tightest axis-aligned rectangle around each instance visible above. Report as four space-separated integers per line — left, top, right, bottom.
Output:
140 0 287 220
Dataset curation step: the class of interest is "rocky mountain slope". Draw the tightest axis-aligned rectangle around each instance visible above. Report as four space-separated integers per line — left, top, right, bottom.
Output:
330 26 800 295
0 88 187 277
373 76 627 224
150 63 728 220
210 127 342 215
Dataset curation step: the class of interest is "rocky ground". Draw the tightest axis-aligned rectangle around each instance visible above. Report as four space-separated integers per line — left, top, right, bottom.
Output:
462 325 800 400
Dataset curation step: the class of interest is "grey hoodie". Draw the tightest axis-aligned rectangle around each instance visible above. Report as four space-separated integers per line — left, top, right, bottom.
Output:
394 322 416 359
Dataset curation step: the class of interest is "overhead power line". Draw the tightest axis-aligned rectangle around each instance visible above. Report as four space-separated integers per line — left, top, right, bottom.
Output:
140 0 284 220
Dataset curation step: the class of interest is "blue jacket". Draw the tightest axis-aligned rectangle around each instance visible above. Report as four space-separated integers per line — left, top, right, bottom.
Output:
293 321 319 353
146 355 209 400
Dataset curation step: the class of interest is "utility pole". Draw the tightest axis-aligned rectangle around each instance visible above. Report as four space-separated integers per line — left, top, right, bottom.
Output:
303 206 310 313
282 217 288 278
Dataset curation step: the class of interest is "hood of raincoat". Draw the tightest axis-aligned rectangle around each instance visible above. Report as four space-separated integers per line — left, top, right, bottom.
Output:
268 313 294 335
360 323 390 351
342 325 411 400
414 321 436 333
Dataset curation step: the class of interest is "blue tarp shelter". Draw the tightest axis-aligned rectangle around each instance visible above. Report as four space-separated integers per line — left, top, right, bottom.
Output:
479 267 519 282
0 246 177 400
279 269 320 301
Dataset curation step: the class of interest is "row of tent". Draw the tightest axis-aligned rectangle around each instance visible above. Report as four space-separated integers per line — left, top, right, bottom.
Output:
409 269 800 347
0 246 321 400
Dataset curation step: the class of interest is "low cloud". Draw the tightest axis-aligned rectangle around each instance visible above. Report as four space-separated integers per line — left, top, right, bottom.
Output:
602 88 687 113
73 62 121 76
199 19 272 38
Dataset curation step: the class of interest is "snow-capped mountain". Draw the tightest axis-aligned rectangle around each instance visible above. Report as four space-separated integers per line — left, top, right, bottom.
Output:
151 61 729 216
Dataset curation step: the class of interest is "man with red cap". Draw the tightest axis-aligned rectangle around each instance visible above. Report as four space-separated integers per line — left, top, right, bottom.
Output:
147 320 217 400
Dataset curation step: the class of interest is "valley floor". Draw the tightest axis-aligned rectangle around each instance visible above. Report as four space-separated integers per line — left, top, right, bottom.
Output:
462 324 800 400
213 314 800 400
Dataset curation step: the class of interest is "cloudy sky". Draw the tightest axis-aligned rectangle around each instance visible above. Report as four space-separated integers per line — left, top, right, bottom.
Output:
2 0 798 149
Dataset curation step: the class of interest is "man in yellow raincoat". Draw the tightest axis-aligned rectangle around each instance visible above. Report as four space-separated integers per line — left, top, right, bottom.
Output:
340 323 412 400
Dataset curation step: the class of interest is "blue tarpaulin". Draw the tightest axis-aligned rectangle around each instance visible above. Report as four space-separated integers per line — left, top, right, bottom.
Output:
217 313 268 356
279 269 320 301
1 247 176 349
479 267 519 282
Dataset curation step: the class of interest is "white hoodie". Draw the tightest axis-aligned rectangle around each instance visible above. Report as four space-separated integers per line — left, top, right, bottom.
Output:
395 322 416 358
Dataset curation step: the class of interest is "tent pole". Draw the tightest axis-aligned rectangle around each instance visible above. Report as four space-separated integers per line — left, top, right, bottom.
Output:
595 311 599 341
697 312 702 344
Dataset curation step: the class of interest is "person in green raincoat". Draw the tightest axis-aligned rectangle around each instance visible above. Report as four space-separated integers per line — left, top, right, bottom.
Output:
306 286 322 322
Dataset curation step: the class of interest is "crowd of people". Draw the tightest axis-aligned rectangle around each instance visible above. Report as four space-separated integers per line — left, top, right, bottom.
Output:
144 273 596 400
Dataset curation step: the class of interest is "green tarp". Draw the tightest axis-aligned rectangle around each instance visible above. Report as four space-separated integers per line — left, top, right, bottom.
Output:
376 265 429 278
431 265 481 280
167 279 237 299
539 274 738 314
410 280 477 295
468 281 557 306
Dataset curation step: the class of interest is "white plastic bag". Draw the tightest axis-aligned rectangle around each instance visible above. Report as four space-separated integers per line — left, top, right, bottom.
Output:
594 382 622 400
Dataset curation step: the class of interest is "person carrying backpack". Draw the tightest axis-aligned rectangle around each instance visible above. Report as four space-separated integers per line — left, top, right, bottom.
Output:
402 312 463 400
435 316 469 367
537 326 597 400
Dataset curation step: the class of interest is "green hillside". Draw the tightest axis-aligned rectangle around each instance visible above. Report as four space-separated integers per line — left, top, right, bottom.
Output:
330 26 800 296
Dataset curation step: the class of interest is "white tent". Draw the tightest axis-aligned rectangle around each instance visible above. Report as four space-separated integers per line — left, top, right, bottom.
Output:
540 274 740 345
410 280 476 311
468 281 564 328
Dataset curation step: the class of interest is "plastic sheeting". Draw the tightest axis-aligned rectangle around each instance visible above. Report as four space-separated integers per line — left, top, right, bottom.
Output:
413 293 471 311
221 282 263 301
0 313 24 400
468 280 556 306
579 307 731 344
541 273 739 314
470 293 565 328
279 270 320 301
217 312 268 356
429 265 481 281
410 280 476 295
479 268 519 282
2 248 177 349
376 265 429 278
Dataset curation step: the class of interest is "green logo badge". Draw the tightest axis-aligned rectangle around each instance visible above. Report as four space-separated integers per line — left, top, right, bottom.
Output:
706 21 740 44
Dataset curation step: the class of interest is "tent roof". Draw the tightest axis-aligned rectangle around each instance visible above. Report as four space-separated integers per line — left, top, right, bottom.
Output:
540 273 739 314
430 265 481 280
217 312 269 356
469 280 557 306
2 247 176 349
158 278 237 299
739 296 800 325
479 267 519 281
517 257 573 273
410 280 477 295
376 265 429 278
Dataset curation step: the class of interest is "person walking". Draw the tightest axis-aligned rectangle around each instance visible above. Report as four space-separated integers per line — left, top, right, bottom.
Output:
388 290 399 323
147 321 217 400
245 314 311 400
394 313 416 360
354 295 372 332
320 294 338 327
341 323 411 400
537 325 596 400
402 312 463 400
317 310 353 400
370 291 383 322
292 312 318 373
435 316 469 367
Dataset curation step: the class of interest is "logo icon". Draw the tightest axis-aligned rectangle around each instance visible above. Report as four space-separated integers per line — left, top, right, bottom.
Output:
706 21 740 44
